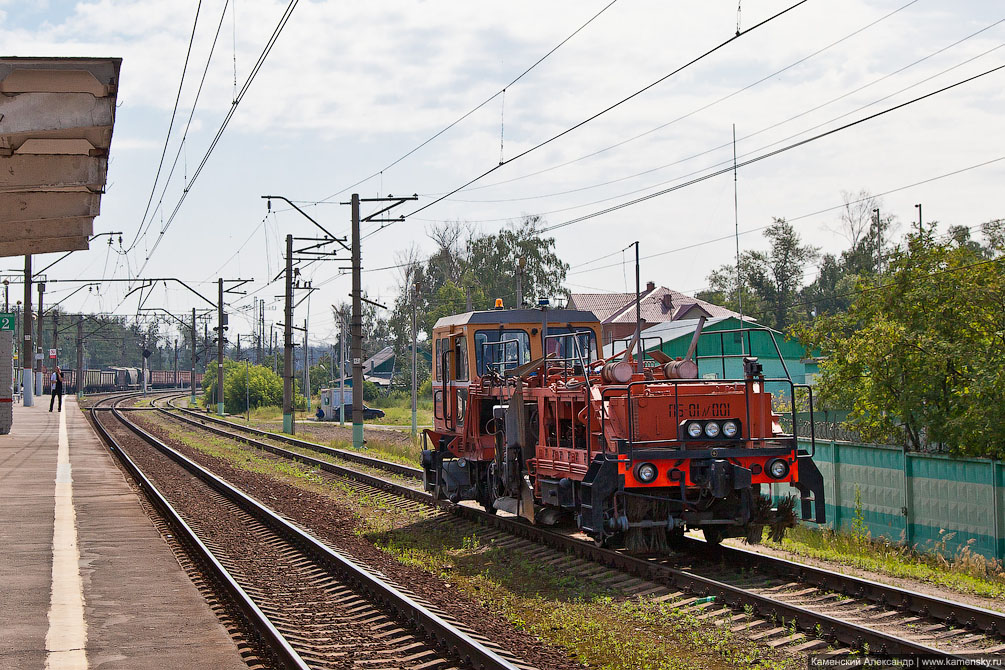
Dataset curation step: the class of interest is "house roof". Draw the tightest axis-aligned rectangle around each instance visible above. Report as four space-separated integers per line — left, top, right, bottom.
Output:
568 287 740 325
433 307 598 329
362 346 395 374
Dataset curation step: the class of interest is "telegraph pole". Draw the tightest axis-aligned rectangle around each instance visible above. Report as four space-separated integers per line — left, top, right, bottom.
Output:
174 338 178 388
339 313 346 425
411 279 419 438
350 194 364 448
633 240 642 373
36 281 44 396
52 312 58 371
22 256 32 407
262 194 348 432
217 278 225 415
303 319 310 406
190 308 197 405
343 192 417 449
516 257 525 306
915 203 923 235
76 319 83 400
257 299 263 364
873 208 882 273
283 234 294 433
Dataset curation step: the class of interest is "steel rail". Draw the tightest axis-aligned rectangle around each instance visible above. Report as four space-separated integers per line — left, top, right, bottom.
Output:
112 401 521 670
166 398 422 479
150 403 967 656
90 395 310 670
171 397 1005 639
696 539 1005 638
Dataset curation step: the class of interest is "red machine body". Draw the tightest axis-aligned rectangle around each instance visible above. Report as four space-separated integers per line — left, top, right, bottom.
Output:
421 305 825 548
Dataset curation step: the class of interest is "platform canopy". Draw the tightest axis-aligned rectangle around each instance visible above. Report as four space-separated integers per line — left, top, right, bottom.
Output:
0 57 121 258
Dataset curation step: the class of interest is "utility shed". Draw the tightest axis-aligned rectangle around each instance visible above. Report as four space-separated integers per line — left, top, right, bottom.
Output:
627 316 818 385
0 57 121 257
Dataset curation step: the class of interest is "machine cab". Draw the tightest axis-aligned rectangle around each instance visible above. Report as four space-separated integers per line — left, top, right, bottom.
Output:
430 305 602 441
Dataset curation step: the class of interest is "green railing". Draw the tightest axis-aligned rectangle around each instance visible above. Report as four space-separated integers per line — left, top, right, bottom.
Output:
770 438 1005 560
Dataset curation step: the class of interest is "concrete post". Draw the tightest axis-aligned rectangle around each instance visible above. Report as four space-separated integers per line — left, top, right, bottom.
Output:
22 255 33 407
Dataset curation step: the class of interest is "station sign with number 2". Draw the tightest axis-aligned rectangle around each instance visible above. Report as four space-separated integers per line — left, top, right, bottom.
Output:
0 313 13 331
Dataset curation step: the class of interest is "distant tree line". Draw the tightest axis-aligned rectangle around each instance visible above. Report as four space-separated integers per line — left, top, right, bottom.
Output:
328 215 570 392
698 190 1004 457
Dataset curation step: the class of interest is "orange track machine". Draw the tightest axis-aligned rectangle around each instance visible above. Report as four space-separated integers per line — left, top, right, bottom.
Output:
421 302 825 550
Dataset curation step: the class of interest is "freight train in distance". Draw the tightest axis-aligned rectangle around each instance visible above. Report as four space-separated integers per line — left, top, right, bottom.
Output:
421 301 825 551
40 367 204 394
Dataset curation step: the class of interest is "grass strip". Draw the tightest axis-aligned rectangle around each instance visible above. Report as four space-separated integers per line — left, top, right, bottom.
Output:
140 414 799 670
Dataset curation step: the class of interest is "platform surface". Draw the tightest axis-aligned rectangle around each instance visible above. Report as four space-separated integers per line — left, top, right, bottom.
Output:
0 397 247 670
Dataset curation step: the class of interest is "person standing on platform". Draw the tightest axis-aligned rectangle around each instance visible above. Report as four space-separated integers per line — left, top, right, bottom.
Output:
49 366 63 412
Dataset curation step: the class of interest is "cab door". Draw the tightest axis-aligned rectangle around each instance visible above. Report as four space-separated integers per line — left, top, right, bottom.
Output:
434 333 469 434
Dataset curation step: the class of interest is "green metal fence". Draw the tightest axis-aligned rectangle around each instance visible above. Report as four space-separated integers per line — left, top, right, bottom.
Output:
775 439 1004 561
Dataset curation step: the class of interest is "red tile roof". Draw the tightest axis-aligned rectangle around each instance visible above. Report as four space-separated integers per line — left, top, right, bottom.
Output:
568 287 740 324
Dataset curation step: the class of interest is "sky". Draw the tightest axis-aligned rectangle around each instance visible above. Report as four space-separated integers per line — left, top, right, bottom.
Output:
2 0 1003 347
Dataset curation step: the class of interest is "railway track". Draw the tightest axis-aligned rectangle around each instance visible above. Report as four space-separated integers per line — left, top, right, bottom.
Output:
154 396 1005 659
92 393 531 670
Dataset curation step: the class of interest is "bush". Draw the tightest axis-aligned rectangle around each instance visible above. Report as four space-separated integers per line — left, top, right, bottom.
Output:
203 361 283 414
362 380 381 402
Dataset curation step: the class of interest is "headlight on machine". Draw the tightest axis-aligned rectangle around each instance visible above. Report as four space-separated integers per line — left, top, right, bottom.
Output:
635 462 658 483
722 420 738 438
687 422 703 438
767 458 790 479
704 421 720 438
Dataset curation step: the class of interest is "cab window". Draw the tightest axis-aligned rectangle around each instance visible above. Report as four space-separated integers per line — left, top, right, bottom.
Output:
545 327 598 365
455 336 469 381
434 338 444 380
475 329 530 376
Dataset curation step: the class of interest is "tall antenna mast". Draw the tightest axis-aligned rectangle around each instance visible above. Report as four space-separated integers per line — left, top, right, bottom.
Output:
733 123 745 355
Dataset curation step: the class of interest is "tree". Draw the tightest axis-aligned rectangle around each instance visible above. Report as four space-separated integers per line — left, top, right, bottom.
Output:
800 191 900 318
202 361 284 414
695 253 767 321
795 221 1005 456
400 215 569 341
465 215 569 307
750 218 819 330
698 218 817 330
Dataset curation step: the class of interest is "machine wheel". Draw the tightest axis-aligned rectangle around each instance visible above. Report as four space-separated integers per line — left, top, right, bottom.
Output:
593 532 623 549
666 527 687 551
702 527 725 547
424 464 444 501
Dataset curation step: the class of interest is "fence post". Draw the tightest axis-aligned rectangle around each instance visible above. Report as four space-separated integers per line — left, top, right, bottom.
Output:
993 459 1001 561
832 441 841 531
902 447 913 548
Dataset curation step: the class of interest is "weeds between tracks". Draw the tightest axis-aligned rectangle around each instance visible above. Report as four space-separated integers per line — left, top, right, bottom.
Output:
135 411 799 670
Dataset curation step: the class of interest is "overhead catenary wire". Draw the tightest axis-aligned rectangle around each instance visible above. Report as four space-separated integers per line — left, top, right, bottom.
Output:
135 0 302 277
313 0 623 205
442 0 926 198
395 0 812 223
537 63 1005 235
130 0 203 252
438 28 1005 209
300 153 1005 304
568 155 1005 274
130 0 234 253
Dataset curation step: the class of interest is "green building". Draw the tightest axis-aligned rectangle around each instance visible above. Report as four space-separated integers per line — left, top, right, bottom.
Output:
635 316 818 385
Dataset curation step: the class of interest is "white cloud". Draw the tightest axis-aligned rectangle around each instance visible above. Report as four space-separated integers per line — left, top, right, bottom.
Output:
2 0 1003 333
